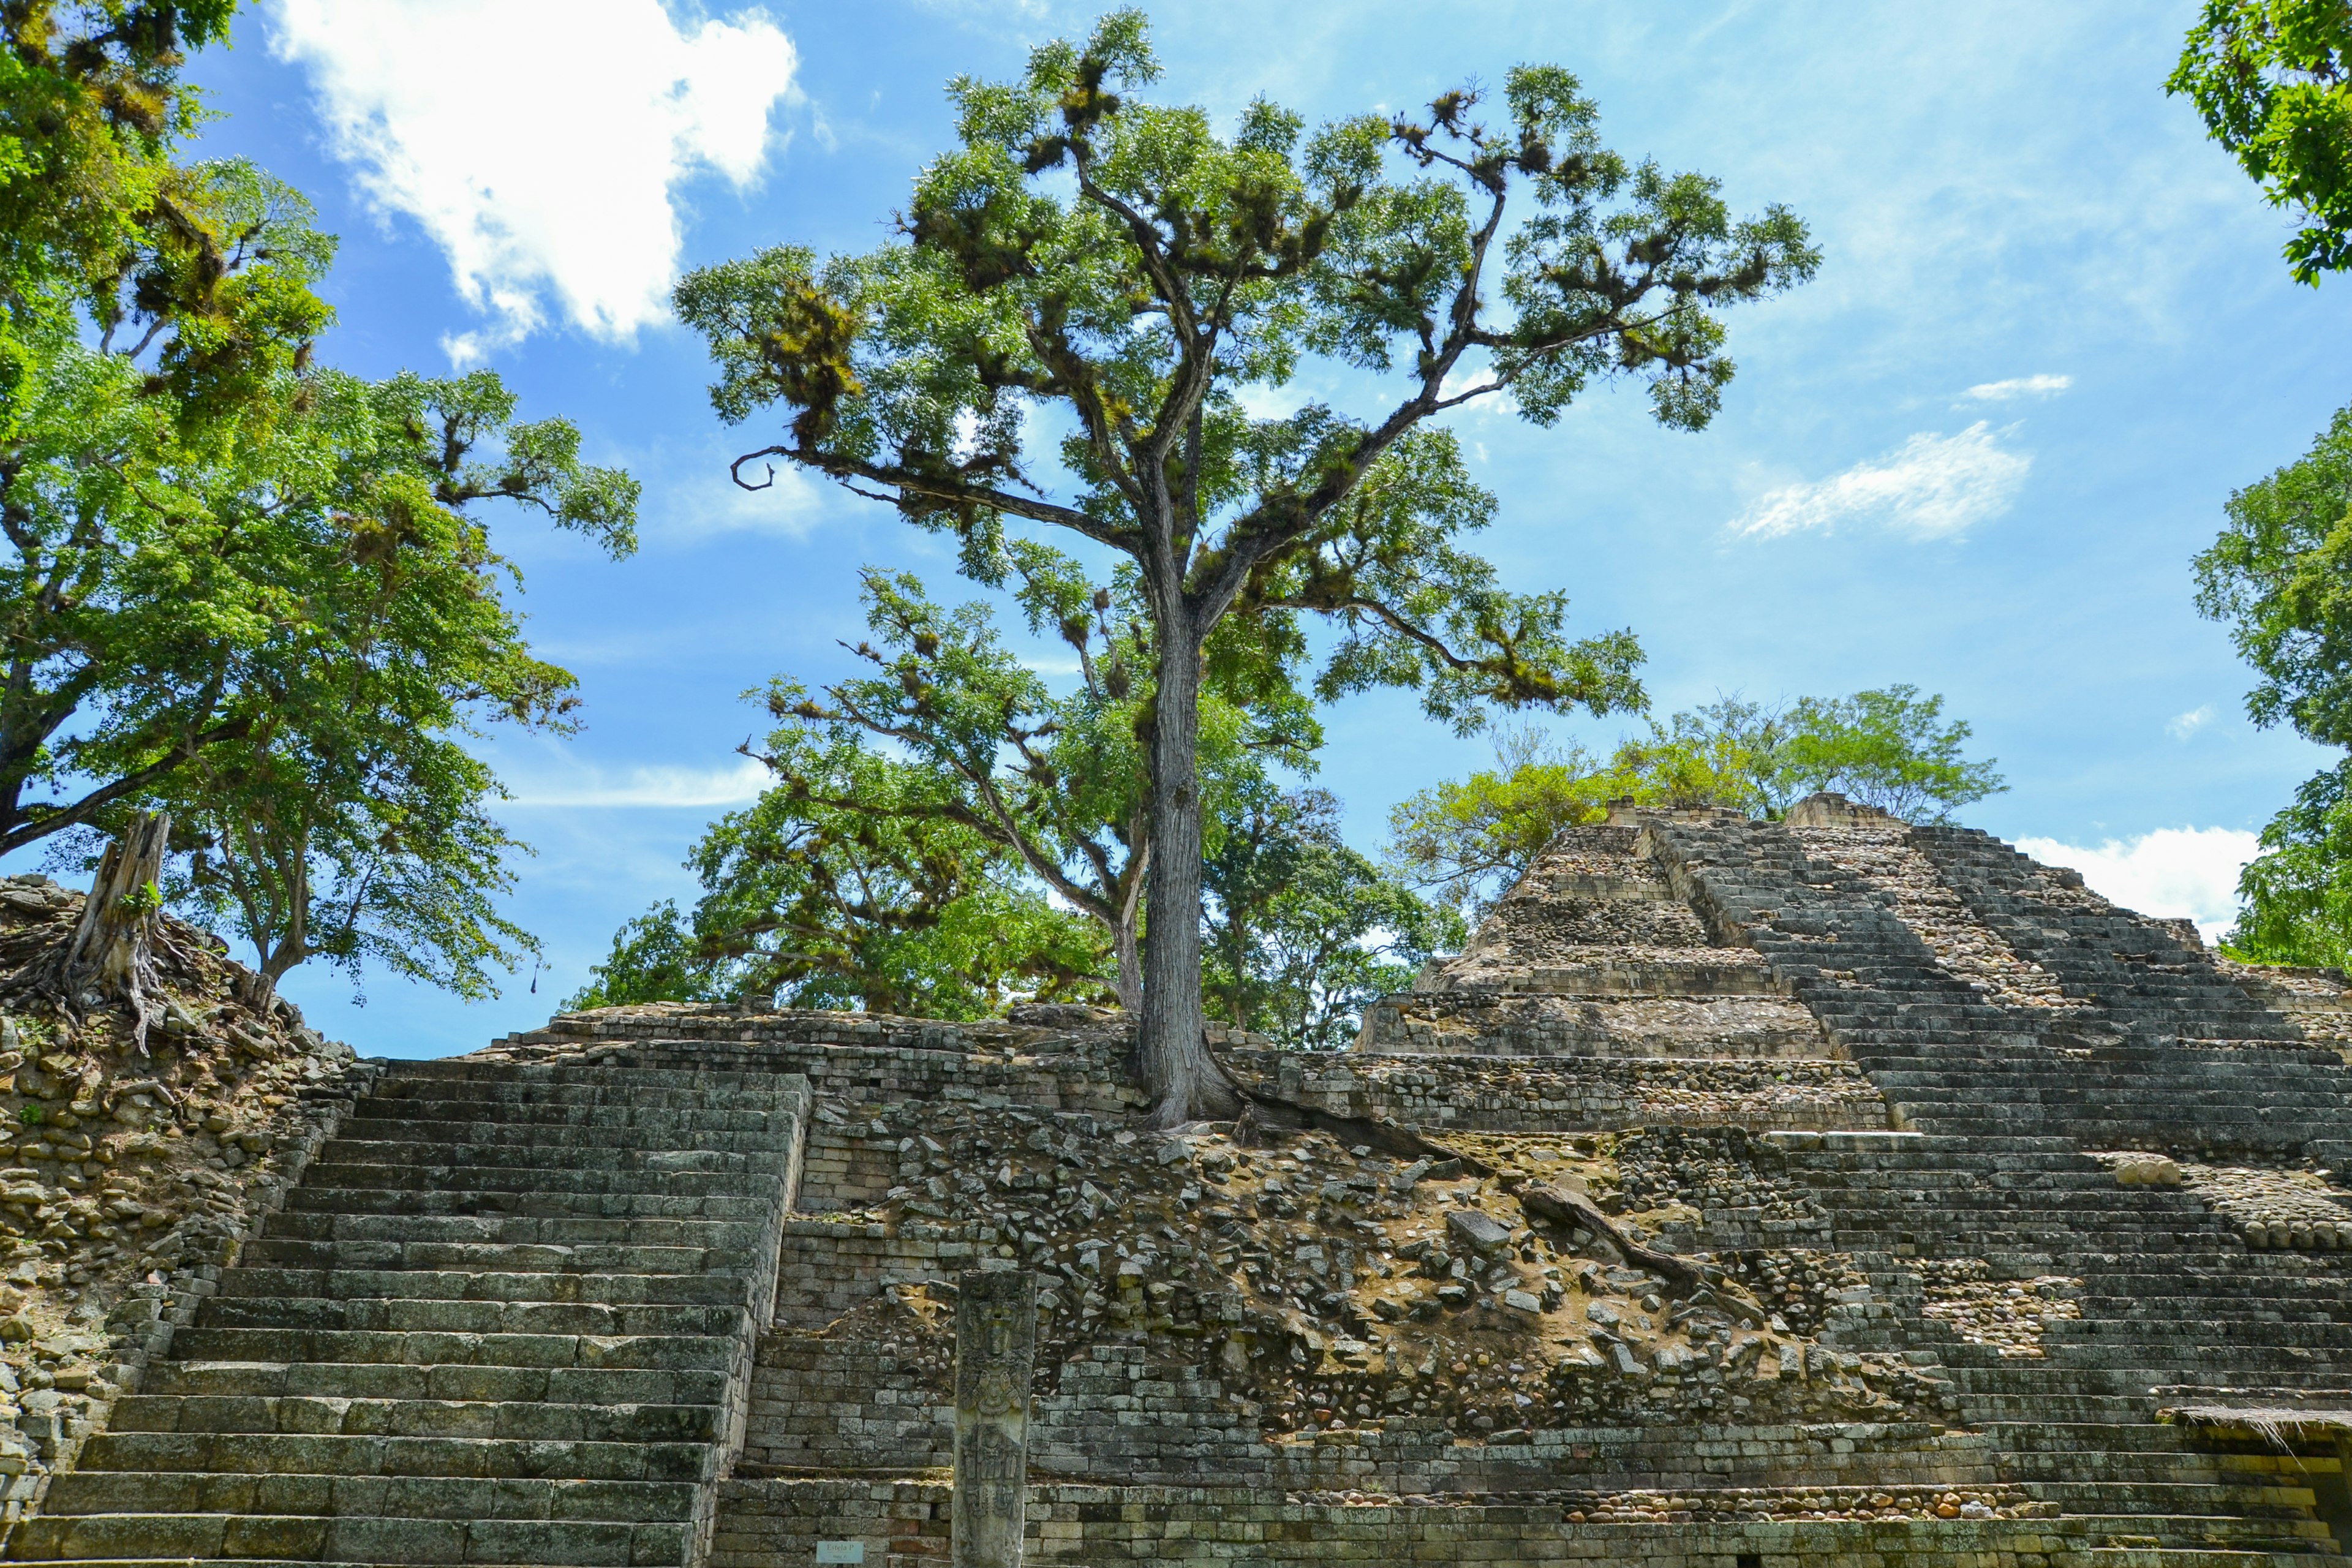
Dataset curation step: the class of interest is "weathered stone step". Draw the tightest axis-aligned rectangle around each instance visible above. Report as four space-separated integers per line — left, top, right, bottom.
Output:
4 1510 690 1565
107 1392 722 1445
216 1267 751 1309
244 1238 753 1275
56 1431 710 1490
348 1102 790 1133
197 1294 745 1338
312 1138 773 1172
142 1357 730 1409
328 1118 792 1153
282 1188 772 1222
167 1326 738 1373
295 1161 763 1197
260 1211 767 1249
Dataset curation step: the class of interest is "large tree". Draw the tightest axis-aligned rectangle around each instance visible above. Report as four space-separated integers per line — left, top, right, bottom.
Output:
2170 0 2352 284
107 369 635 1004
677 12 1815 1123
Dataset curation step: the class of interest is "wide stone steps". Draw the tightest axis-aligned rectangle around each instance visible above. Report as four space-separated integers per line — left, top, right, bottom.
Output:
216 1267 752 1308
107 1393 723 1444
4 1057 810 1568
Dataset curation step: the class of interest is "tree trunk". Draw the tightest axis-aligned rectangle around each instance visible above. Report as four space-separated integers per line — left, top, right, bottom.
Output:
61 810 170 1055
1137 623 1238 1127
1112 913 1142 1014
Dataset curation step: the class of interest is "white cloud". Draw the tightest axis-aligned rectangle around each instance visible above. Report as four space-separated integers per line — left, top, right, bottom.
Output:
2013 826 2257 943
271 0 797 352
1962 374 2073 402
503 756 771 809
660 456 827 541
1732 421 2030 540
2166 704 2216 741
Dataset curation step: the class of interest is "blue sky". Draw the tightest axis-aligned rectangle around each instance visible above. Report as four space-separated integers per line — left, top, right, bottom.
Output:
145 0 2352 1058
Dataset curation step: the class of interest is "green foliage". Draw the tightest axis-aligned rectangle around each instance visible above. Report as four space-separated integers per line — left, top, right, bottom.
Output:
675 10 1814 1104
34 364 634 997
1773 687 2005 820
2193 402 2352 963
1390 690 2004 915
2170 1 2352 282
0 4 639 1000
1202 786 1460 1050
1383 728 1621 916
2222 759 2352 967
570 742 1108 1020
2195 402 2352 745
751 552 1306 1005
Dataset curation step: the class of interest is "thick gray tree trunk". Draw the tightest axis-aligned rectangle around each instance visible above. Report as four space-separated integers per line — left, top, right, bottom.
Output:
61 811 170 1055
1137 625 1238 1127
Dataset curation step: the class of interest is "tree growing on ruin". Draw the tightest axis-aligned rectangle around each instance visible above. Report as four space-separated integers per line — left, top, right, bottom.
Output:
677 12 1815 1123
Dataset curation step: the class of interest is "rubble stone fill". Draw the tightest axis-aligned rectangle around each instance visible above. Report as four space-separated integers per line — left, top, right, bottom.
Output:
9 794 2352 1565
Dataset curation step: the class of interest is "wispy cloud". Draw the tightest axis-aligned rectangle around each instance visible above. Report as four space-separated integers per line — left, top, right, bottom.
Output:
271 0 797 356
2166 704 2216 741
503 757 771 809
658 455 828 541
1732 422 2030 540
1962 373 2073 402
2013 826 2256 943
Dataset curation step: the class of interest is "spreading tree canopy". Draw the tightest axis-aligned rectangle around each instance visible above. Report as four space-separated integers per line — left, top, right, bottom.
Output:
677 11 1816 1123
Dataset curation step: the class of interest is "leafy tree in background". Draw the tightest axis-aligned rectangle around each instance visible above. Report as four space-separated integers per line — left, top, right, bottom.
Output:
2195 404 2352 963
0 2 641 1005
39 366 636 997
676 11 1815 1122
570 739 1106 1019
2220 760 2352 967
1202 785 1459 1049
2170 1 2352 284
749 549 1310 1011
1390 689 2003 918
1773 685 2003 819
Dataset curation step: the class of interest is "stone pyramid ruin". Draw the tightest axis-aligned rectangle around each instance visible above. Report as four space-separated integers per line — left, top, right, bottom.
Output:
9 794 2352 1565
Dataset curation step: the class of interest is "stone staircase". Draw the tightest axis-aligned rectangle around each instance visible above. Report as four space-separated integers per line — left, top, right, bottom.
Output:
0 1057 809 1567
1629 809 2352 1560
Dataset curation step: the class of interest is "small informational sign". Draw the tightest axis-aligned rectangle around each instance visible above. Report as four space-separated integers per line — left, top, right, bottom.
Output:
815 1544 865 1565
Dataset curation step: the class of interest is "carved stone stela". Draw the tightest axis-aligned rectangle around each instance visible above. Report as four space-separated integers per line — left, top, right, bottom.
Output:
952 1268 1037 1568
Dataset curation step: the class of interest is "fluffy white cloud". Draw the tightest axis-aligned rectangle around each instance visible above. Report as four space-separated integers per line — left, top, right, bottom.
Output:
503 756 771 809
270 0 796 352
1732 422 2030 540
2166 704 2216 740
1962 373 2073 401
2013 826 2257 943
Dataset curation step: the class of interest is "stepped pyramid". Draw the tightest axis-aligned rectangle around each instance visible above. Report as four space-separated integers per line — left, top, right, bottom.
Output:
9 794 2352 1566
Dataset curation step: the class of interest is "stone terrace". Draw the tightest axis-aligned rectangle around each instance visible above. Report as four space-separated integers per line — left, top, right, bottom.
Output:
7 796 2352 1566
